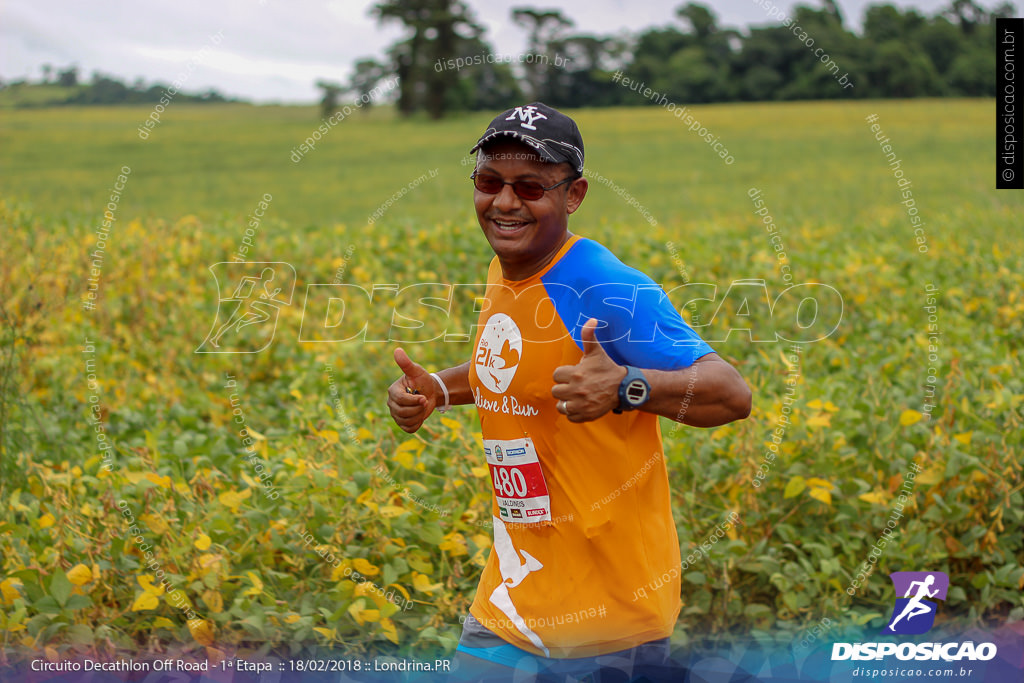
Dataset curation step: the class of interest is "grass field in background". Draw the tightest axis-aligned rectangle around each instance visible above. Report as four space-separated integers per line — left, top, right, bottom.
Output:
0 99 1022 664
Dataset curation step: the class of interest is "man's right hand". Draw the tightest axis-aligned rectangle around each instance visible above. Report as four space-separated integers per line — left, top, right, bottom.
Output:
387 348 439 433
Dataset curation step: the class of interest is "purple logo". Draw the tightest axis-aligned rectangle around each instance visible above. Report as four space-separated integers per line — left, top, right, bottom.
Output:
883 571 949 635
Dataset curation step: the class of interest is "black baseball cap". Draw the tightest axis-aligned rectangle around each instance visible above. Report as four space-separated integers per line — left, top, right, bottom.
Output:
470 102 585 174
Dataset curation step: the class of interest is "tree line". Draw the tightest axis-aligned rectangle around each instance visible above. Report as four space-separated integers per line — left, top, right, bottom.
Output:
324 0 1010 118
1 66 234 107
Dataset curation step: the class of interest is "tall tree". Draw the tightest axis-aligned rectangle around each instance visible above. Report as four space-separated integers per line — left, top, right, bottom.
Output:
770 4 859 100
444 34 524 111
316 80 344 118
372 0 484 119
348 58 389 108
821 0 844 25
56 66 78 88
511 8 574 100
676 3 716 41
629 26 690 101
546 34 628 108
638 4 739 103
943 0 988 35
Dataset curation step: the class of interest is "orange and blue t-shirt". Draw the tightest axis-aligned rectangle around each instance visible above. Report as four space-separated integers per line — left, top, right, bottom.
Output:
466 234 714 659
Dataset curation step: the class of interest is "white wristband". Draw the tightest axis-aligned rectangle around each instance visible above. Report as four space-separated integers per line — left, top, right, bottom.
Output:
430 372 451 413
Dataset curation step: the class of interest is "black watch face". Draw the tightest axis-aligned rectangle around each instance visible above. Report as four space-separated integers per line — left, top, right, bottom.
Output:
626 378 649 406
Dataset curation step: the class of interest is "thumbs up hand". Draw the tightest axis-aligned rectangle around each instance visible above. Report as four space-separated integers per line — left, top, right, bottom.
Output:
388 348 439 433
551 318 627 423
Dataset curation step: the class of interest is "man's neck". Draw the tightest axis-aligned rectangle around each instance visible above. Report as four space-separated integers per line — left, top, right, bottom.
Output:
498 231 574 281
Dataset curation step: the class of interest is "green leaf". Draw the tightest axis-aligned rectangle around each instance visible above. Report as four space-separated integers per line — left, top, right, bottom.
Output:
64 594 92 611
784 476 807 499
238 614 265 635
416 523 443 546
6 605 26 626
49 570 72 607
855 612 884 626
390 558 410 575
33 595 62 615
145 429 162 466
12 569 44 603
66 624 93 645
743 603 772 617
27 613 53 632
684 571 706 585
406 551 433 574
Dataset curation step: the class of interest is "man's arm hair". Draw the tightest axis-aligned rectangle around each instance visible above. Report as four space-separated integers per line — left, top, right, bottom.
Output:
640 353 752 428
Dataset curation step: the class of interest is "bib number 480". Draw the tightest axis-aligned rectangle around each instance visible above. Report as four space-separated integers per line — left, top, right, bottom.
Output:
492 465 528 498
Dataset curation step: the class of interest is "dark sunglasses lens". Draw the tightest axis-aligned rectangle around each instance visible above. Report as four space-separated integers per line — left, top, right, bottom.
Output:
474 175 503 194
513 182 545 200
474 174 548 200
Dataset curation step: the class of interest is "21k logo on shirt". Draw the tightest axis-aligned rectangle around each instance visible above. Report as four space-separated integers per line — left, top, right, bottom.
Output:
474 313 522 393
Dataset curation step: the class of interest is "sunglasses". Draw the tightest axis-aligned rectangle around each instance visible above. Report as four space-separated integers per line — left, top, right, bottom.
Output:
471 172 577 201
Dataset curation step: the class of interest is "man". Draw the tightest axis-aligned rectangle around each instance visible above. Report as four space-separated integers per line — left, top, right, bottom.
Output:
386 102 751 681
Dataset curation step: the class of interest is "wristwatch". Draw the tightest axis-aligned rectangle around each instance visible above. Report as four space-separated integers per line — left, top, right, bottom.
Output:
613 366 650 414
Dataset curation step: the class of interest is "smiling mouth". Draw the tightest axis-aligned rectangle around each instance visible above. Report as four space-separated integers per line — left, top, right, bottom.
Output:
490 217 532 233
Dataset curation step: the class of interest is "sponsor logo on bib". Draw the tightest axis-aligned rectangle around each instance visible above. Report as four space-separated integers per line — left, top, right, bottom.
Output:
485 437 551 524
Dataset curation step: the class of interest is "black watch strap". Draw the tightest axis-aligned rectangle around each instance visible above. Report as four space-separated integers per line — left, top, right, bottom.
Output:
613 366 651 414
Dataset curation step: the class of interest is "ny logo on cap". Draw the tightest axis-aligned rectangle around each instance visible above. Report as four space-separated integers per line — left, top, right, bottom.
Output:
506 105 547 131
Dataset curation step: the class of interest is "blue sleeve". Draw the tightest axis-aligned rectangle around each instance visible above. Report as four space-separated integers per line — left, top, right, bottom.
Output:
541 238 714 370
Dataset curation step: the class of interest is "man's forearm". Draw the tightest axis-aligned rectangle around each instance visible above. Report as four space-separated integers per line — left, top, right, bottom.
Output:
642 358 751 428
434 361 474 406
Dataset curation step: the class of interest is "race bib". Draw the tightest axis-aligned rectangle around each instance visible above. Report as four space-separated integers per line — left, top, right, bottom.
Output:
484 437 551 524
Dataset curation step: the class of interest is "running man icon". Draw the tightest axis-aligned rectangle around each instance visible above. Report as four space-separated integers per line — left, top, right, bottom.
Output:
197 262 296 354
883 571 949 635
888 575 938 630
207 267 284 347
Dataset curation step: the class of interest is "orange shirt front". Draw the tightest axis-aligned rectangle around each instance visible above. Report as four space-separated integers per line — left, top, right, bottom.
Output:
467 235 714 658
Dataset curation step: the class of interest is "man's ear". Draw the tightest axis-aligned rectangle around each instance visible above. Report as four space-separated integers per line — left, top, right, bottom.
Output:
566 177 588 215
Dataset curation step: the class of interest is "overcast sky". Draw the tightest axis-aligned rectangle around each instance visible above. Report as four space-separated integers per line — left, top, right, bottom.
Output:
1 0 1015 103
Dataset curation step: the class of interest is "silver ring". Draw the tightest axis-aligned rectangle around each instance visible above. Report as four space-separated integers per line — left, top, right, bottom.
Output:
560 400 568 414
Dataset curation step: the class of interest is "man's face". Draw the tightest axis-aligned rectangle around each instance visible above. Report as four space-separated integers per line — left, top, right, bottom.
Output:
473 139 587 280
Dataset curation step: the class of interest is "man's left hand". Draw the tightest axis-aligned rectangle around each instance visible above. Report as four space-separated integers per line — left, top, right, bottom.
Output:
552 318 627 423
